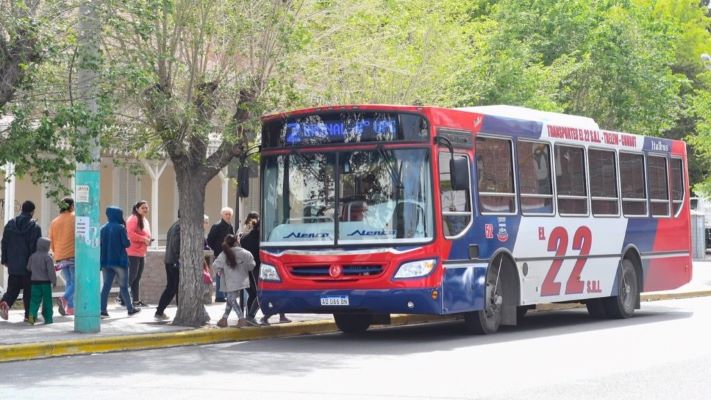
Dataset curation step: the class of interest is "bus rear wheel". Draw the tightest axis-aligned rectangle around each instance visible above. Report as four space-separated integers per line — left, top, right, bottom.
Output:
585 298 607 318
603 259 639 319
334 313 372 334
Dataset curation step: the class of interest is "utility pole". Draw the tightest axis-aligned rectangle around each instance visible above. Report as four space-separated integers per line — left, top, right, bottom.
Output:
74 0 101 333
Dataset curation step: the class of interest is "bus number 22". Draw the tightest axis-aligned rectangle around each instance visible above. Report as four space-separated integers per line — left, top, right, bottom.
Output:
541 226 592 296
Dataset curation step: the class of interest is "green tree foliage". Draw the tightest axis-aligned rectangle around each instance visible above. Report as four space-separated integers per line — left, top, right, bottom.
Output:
291 0 467 106
1 1 101 199
100 0 302 326
451 0 711 191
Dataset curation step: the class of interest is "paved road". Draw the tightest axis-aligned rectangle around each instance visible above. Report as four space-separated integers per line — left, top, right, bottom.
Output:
3 297 710 400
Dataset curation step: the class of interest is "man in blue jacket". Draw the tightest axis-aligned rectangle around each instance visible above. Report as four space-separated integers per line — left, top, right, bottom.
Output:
1 201 42 321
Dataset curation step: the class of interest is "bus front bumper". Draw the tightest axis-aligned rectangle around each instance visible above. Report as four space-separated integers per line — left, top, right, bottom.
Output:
258 288 443 315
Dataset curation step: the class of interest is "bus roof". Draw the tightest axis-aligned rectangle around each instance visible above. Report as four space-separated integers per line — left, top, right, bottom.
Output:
261 104 685 155
457 105 600 131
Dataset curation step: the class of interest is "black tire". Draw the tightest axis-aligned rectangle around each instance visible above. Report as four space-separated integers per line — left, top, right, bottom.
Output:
464 261 503 334
334 313 372 334
585 298 607 319
603 259 639 319
516 305 531 320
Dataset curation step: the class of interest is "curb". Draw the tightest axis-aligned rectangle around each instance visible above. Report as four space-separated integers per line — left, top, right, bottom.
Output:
2 291 710 363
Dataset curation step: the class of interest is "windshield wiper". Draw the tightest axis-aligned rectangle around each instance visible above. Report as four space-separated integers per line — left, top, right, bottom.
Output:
377 145 404 190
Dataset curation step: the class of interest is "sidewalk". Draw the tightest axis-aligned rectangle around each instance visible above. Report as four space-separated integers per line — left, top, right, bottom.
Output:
2 260 711 363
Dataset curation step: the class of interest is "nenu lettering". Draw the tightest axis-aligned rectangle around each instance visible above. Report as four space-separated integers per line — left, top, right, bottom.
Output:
284 232 331 239
347 229 395 237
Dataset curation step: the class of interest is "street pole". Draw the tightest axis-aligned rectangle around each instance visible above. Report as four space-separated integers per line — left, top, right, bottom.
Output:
74 0 101 333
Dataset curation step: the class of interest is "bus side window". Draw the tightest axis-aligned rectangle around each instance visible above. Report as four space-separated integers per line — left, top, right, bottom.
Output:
554 145 587 215
517 141 553 215
670 158 684 215
647 155 670 217
440 151 471 237
589 148 619 216
620 152 647 216
477 137 516 214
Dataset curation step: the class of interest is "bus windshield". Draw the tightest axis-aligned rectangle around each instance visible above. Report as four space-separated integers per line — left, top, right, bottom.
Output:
262 148 434 246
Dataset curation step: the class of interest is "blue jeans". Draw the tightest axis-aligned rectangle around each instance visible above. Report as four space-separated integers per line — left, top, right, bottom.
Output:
101 266 134 313
60 264 75 308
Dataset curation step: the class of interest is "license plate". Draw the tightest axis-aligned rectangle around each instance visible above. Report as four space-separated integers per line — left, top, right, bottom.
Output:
320 296 349 306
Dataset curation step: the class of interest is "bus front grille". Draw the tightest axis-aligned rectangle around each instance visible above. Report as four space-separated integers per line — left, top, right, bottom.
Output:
290 265 383 278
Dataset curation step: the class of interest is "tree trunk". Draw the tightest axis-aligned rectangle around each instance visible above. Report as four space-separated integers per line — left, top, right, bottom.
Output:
173 164 211 327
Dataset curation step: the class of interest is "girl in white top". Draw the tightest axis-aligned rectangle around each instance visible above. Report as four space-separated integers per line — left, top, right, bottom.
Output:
213 234 256 328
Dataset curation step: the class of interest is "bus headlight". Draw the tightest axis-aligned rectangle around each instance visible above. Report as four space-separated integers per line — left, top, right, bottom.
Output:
260 263 281 282
394 259 437 279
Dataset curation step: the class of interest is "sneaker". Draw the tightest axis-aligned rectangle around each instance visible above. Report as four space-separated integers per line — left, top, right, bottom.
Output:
154 312 170 321
0 301 8 320
56 297 66 316
246 317 259 325
279 315 292 323
259 316 270 326
134 301 148 307
101 312 110 319
115 296 124 306
128 307 142 316
66 307 74 316
217 317 228 328
235 318 250 328
26 316 35 325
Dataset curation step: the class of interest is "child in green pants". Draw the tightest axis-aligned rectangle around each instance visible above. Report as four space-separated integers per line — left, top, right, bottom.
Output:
26 237 56 325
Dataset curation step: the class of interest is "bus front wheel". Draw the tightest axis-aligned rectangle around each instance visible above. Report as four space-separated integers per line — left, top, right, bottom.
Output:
334 313 372 334
603 259 639 319
464 262 504 334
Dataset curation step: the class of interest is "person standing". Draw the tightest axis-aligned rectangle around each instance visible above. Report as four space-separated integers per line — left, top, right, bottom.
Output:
207 207 234 302
48 197 75 316
240 212 262 323
26 237 56 325
126 200 152 307
100 206 141 318
240 211 290 325
155 216 180 321
213 234 256 328
0 200 42 321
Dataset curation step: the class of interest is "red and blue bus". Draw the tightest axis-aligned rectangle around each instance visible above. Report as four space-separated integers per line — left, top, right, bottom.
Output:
257 104 692 334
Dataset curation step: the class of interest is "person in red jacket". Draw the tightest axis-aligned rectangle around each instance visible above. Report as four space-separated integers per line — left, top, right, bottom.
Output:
125 200 152 307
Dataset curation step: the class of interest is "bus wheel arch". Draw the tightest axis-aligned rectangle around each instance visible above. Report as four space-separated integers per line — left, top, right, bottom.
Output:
464 252 520 334
603 256 640 319
586 249 642 319
623 248 643 310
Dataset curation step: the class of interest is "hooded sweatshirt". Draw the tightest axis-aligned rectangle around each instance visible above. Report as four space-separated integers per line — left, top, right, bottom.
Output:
100 207 131 268
26 237 56 284
1 212 42 275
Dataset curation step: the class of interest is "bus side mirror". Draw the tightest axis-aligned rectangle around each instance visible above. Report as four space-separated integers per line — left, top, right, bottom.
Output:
450 157 469 191
238 166 249 198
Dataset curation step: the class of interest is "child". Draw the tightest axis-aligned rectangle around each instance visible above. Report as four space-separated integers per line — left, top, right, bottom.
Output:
213 234 256 328
26 237 56 325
